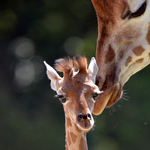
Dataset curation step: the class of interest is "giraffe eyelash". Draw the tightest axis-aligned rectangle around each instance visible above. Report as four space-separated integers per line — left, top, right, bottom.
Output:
122 1 147 19
129 1 147 19
54 94 67 103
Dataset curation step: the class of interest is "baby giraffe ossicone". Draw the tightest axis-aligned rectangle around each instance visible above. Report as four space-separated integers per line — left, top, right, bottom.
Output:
44 56 102 150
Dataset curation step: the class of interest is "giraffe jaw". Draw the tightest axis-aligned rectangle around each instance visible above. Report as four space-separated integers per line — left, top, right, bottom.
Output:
106 83 123 107
93 83 123 115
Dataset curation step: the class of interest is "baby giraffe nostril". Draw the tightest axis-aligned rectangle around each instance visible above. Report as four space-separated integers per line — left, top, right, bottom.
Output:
78 113 92 120
78 114 84 120
87 113 91 119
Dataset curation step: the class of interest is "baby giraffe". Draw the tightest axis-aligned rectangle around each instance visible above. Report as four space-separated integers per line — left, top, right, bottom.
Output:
44 55 102 150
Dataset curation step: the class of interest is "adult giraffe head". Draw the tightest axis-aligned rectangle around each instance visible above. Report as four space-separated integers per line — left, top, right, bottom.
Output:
92 0 150 115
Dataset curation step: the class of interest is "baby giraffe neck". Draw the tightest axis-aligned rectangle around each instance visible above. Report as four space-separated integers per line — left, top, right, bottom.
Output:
65 115 88 150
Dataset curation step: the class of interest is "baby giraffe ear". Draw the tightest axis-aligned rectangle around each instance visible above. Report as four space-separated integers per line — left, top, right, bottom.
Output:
88 57 98 82
44 61 62 91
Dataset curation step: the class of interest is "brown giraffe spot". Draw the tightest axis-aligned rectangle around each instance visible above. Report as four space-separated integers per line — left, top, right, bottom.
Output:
105 45 115 64
70 132 77 144
119 50 124 60
66 145 68 150
66 117 72 128
136 58 144 63
67 131 71 146
79 137 86 150
125 56 132 66
148 52 150 58
146 23 150 45
132 46 145 56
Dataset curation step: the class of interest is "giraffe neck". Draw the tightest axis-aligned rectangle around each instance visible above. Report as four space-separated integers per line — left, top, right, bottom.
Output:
65 115 88 150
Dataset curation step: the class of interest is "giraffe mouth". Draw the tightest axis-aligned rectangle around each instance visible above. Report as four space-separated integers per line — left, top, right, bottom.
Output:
76 114 94 132
93 83 123 115
106 83 123 107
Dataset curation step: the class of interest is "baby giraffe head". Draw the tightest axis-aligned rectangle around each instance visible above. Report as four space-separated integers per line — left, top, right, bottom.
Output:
44 55 102 132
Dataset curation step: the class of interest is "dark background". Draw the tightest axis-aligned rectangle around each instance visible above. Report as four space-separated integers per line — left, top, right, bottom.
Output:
1 0 150 149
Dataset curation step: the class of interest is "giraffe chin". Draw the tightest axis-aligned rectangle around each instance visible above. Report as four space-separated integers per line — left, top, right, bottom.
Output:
76 117 94 133
106 83 123 107
93 83 123 115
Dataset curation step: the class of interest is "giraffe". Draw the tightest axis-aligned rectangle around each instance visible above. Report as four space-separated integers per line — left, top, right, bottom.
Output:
91 0 150 115
44 56 102 150
44 0 150 149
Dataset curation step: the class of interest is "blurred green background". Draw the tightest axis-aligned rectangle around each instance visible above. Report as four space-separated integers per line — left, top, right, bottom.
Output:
1 0 150 149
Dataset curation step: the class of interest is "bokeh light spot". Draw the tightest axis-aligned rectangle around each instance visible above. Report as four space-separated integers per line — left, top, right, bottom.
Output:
13 37 35 59
64 36 84 56
15 60 35 87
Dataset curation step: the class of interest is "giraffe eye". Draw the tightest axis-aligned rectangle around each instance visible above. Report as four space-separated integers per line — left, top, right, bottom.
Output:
122 1 147 20
129 1 147 19
92 92 99 100
55 94 67 103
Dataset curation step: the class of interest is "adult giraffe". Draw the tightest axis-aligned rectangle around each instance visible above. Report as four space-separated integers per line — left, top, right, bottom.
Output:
92 0 150 115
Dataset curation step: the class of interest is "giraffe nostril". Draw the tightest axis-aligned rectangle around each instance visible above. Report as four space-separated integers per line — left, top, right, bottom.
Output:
78 114 84 120
78 113 92 120
87 113 91 119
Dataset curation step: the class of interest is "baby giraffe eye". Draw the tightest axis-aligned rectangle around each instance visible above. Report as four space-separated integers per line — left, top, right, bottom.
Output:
55 94 67 103
92 92 99 100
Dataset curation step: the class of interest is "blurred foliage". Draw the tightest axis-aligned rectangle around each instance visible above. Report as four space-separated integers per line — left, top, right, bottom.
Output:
0 0 150 149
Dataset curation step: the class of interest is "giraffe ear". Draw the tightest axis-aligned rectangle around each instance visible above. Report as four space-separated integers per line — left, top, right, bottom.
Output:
44 61 62 91
88 57 98 82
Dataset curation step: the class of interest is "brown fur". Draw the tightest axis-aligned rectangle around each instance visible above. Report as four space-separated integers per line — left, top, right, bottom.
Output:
93 0 128 54
149 52 150 59
147 23 150 44
92 0 115 23
67 131 71 146
105 45 115 64
132 46 145 56
74 55 88 73
55 57 73 75
70 132 77 144
136 58 144 64
125 56 132 66
66 117 72 128
79 137 87 150
92 0 128 21
55 56 88 76
119 50 125 60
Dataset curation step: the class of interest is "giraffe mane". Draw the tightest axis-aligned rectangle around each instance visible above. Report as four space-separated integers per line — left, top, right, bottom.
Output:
74 55 88 74
55 55 88 76
55 57 73 75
